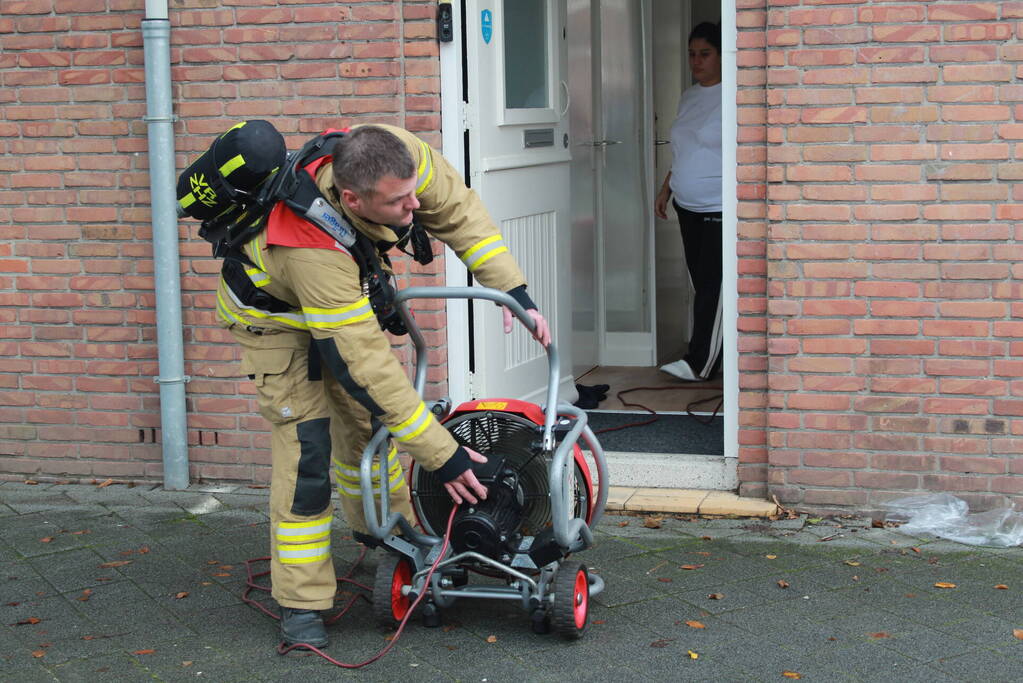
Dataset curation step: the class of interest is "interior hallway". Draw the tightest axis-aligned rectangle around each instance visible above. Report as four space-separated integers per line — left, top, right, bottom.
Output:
575 365 723 415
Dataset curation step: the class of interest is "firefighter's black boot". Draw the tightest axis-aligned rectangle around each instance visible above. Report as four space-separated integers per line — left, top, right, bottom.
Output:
279 607 328 649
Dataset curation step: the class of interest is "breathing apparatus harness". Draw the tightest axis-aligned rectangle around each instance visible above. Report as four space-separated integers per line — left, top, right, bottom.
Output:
188 124 434 336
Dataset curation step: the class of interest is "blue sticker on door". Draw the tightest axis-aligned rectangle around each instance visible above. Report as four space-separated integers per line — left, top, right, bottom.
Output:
481 9 493 44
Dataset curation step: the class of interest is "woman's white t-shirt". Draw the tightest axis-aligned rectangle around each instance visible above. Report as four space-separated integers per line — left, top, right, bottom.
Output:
668 82 722 213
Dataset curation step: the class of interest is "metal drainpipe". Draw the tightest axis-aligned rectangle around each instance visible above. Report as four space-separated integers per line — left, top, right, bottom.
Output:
142 0 189 489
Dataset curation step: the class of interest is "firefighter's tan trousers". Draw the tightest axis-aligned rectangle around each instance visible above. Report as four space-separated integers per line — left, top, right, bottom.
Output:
233 327 415 610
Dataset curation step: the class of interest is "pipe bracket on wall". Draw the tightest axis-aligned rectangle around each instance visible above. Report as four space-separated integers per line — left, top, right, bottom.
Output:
154 375 191 385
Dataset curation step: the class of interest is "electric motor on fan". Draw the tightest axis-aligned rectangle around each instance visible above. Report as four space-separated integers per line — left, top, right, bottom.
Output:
450 461 524 560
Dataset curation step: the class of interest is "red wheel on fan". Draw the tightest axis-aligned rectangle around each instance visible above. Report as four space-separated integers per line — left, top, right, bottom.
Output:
373 553 414 627
552 561 589 639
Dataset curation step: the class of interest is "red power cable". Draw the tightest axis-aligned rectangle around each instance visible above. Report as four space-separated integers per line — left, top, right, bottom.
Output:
242 505 458 668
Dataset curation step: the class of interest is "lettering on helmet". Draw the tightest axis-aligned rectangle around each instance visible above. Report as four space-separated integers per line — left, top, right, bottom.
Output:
189 173 218 207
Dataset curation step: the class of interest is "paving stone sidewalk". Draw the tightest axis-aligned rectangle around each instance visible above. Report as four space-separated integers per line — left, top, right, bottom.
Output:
1 481 1021 682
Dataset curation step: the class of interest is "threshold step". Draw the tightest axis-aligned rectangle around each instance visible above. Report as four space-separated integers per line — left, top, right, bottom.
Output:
606 487 778 518
594 451 737 490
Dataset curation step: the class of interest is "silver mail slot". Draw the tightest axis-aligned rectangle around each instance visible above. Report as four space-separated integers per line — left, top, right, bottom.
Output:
523 128 554 148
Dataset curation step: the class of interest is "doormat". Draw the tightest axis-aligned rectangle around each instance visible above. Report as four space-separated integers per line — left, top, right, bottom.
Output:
580 412 724 455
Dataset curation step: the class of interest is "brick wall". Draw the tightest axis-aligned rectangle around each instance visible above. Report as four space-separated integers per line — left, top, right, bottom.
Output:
738 0 1023 511
0 0 445 484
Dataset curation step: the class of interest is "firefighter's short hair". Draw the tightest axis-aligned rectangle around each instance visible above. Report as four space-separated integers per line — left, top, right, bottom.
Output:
331 126 417 196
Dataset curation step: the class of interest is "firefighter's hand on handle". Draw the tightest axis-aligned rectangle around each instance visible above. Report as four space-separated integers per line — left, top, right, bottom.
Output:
444 447 489 505
502 307 551 347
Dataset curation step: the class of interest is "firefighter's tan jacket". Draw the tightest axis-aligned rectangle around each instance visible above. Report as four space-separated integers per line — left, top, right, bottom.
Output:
217 124 530 475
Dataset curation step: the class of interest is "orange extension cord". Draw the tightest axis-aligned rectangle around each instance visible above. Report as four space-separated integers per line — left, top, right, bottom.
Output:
242 506 458 669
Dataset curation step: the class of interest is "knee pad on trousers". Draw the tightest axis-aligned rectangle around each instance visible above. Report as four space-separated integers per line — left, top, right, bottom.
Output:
293 417 332 516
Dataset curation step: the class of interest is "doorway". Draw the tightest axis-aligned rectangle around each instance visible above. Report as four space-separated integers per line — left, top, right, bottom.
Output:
442 1 737 485
568 0 723 415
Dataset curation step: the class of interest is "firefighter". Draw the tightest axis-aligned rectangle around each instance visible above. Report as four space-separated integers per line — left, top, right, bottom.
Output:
216 124 550 648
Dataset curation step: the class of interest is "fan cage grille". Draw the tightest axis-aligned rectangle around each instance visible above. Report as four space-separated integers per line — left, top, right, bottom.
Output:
411 411 587 540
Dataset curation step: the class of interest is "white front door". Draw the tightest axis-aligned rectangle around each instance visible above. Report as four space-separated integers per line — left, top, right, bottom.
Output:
463 0 575 404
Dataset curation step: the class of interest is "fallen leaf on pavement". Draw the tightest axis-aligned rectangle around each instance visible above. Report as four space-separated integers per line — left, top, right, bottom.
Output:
182 661 193 667
211 572 231 577
246 484 269 489
32 651 45 658
694 551 711 557
911 547 921 553
15 617 42 626
97 479 113 488
687 650 699 659
934 582 957 589
40 537 53 543
71 530 90 535
618 520 629 527
871 519 884 529
485 635 497 643
995 584 1008 590
658 577 673 583
592 619 605 625
650 638 674 648
139 546 150 554
777 580 790 589
77 589 92 602
701 535 712 541
681 564 704 571
843 560 860 567
133 649 155 655
708 593 724 600
643 516 663 529
869 632 889 639
1013 629 1023 641
98 561 132 568
783 672 802 679
765 554 777 560
685 620 706 629
175 592 189 599
24 480 38 485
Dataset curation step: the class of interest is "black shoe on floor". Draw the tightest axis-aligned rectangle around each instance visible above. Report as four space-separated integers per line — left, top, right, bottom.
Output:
280 607 328 648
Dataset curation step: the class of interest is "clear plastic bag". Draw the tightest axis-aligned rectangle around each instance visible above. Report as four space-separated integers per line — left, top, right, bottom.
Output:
883 493 1023 548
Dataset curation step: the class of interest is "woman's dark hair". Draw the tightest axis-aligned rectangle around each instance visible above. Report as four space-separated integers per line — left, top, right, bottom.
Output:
688 21 721 55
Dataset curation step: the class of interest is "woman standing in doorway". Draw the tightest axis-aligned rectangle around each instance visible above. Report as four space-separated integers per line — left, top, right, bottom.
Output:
655 22 723 383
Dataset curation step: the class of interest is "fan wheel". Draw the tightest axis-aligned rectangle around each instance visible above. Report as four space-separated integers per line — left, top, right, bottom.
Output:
552 561 589 639
411 410 591 544
373 553 414 628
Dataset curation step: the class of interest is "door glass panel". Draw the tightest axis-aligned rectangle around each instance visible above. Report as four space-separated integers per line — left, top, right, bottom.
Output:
503 0 549 109
601 0 649 333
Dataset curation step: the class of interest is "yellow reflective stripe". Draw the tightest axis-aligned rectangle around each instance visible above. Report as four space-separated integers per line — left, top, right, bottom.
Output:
391 402 433 443
247 232 268 272
334 476 362 498
470 245 508 271
216 288 248 326
179 193 196 209
302 297 374 329
219 154 245 177
277 540 330 564
276 517 331 542
334 468 404 496
223 121 246 136
245 267 270 287
221 285 308 330
334 459 402 486
462 236 509 273
415 140 434 195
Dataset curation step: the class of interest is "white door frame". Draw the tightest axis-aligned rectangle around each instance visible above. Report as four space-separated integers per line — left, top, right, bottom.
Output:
443 0 740 467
